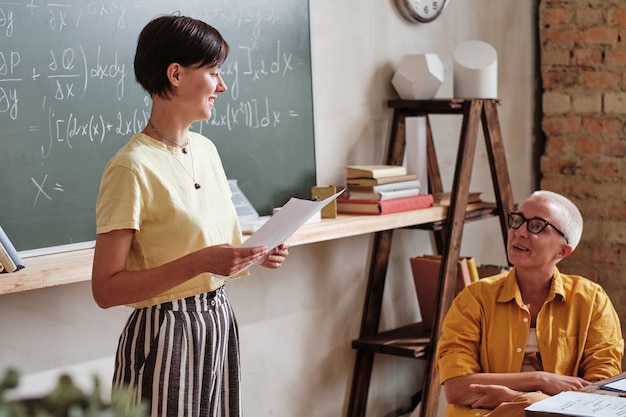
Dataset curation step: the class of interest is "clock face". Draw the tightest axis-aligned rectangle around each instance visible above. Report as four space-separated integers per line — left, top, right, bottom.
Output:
396 0 449 23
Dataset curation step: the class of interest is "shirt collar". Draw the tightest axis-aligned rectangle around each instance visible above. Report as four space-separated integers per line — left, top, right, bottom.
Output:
498 267 566 304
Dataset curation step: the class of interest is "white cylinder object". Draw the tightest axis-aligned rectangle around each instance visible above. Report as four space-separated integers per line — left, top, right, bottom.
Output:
453 40 498 99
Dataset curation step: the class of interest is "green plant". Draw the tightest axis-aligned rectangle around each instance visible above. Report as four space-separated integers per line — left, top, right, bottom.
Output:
0 368 147 417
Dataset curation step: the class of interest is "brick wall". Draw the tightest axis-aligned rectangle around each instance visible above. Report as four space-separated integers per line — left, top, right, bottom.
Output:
539 0 626 338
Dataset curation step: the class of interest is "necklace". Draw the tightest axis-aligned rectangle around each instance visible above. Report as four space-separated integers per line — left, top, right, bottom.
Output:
148 119 190 154
179 141 201 190
148 120 200 190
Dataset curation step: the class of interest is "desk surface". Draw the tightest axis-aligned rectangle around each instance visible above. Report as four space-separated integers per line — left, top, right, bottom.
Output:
1 204 493 296
525 372 626 417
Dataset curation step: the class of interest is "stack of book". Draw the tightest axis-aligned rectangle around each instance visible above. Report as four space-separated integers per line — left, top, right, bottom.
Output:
0 226 25 273
337 165 433 215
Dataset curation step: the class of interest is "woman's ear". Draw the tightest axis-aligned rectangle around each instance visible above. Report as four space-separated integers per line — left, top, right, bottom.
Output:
167 63 181 85
556 244 573 261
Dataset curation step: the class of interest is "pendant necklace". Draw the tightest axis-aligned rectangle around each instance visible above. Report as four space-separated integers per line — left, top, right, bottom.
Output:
148 120 201 190
148 119 189 153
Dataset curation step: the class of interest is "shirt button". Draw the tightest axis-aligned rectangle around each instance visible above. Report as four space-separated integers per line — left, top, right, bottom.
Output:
523 317 529 323
516 347 522 353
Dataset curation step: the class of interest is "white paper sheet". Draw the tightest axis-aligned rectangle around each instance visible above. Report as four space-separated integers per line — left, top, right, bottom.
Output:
525 391 626 417
602 377 626 393
404 116 428 194
241 189 344 251
222 189 344 278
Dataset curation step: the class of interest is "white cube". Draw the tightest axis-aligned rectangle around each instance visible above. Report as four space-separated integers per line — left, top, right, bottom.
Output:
392 54 444 100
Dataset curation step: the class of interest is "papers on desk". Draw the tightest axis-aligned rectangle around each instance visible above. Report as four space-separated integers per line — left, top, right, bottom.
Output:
601 376 626 393
525 391 626 417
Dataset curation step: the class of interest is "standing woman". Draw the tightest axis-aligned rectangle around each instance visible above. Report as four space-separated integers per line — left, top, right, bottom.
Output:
91 15 289 417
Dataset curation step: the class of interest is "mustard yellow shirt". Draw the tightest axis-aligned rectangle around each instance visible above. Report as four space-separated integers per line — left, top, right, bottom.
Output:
436 267 624 417
96 132 246 308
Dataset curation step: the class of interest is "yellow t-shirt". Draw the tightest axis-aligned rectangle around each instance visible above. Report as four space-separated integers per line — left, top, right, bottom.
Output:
96 132 246 308
436 267 624 417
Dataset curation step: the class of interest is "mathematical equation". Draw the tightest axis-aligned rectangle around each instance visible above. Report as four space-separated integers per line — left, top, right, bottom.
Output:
0 0 313 209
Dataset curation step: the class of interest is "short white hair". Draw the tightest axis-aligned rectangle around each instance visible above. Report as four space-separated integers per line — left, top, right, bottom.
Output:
529 190 583 250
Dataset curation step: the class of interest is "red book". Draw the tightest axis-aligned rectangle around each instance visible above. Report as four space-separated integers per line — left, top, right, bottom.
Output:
336 194 434 215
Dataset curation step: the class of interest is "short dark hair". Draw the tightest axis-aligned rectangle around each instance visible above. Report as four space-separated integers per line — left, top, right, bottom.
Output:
134 15 230 99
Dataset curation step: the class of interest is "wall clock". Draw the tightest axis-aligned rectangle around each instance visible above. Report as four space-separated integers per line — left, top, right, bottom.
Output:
395 0 449 23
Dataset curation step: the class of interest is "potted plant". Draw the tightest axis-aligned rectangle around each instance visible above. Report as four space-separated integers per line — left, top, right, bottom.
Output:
0 368 147 417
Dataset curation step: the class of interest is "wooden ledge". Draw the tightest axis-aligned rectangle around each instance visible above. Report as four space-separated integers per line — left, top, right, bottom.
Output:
1 203 490 296
352 322 431 359
0 248 95 295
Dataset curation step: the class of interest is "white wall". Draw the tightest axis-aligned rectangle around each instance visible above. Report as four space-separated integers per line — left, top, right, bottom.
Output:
0 1 536 416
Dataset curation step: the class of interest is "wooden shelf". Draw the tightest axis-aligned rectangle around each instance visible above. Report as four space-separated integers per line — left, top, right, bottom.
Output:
387 98 501 115
0 204 489 296
0 248 95 295
287 204 489 246
352 323 430 359
346 99 514 417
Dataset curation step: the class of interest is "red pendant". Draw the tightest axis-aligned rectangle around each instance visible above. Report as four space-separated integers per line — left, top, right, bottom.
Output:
194 183 201 189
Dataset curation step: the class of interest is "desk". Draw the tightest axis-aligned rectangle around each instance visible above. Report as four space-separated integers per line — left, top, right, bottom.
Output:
525 372 626 417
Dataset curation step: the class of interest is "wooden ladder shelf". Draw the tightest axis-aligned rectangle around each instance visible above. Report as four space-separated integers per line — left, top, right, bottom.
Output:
346 99 515 417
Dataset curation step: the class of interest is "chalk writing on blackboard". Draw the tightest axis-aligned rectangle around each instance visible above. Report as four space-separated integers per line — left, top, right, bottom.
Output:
0 0 315 252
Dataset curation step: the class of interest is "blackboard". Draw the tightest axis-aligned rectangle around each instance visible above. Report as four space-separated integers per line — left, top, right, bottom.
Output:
0 0 316 252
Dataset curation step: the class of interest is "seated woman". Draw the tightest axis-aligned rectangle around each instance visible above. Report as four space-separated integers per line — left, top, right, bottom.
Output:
436 190 624 417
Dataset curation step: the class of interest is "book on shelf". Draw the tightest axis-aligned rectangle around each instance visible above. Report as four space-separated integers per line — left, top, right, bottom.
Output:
409 255 473 329
337 193 434 215
347 179 421 193
433 191 482 206
346 164 407 179
466 256 480 283
347 187 421 201
421 254 480 283
346 173 418 186
0 226 24 272
0 241 18 273
477 264 510 278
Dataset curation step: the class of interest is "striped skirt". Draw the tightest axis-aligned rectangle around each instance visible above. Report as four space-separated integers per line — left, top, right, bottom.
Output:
113 287 241 417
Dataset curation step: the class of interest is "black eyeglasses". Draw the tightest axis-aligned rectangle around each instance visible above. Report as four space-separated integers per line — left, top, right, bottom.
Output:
507 212 568 243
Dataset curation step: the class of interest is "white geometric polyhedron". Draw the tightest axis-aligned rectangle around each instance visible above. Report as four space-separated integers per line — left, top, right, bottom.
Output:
391 54 445 100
